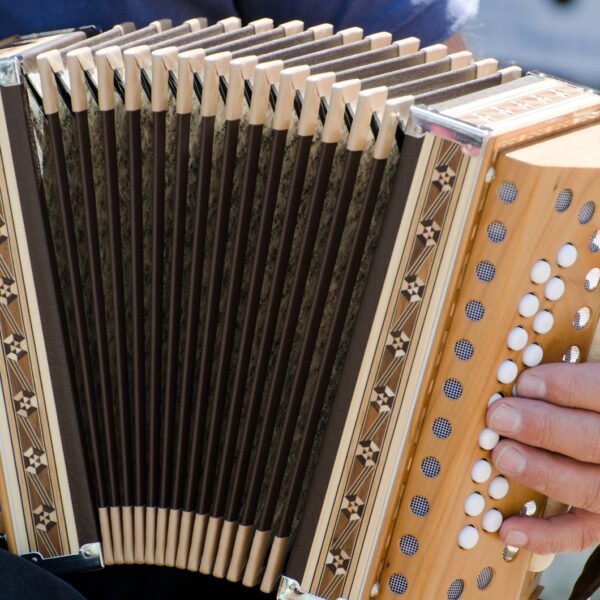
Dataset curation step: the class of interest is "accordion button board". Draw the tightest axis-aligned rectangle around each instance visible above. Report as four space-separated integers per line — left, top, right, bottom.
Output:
0 17 597 600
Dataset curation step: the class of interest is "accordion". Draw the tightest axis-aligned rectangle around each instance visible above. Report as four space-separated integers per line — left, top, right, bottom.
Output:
0 16 598 600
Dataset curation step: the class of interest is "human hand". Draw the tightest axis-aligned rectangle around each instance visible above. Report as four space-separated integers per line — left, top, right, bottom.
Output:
486 362 600 554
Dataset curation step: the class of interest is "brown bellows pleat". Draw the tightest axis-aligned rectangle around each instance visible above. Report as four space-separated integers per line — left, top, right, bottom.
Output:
99 508 114 566
243 529 272 587
134 506 145 564
227 524 255 582
164 509 181 567
175 511 195 569
122 506 134 564
213 520 238 578
148 111 167 515
186 513 209 572
261 536 291 593
101 109 133 509
144 507 157 565
110 506 125 564
154 507 169 565
200 517 223 574
128 108 146 511
48 111 112 509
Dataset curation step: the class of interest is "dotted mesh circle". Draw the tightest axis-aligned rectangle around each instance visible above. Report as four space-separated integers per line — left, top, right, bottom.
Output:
432 417 452 439
399 534 419 556
520 500 537 516
487 221 507 243
589 230 600 253
555 189 573 212
476 567 493 590
476 261 496 282
421 456 441 479
503 546 519 562
585 267 600 291
454 339 474 361
465 300 485 321
443 378 463 400
573 307 592 330
579 201 595 225
410 496 430 517
562 345 581 363
447 579 465 600
497 182 517 204
389 574 408 595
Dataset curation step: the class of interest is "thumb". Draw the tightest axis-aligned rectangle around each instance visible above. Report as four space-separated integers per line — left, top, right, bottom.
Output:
500 508 600 555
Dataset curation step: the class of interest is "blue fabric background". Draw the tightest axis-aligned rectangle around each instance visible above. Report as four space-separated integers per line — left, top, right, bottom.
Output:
0 0 461 45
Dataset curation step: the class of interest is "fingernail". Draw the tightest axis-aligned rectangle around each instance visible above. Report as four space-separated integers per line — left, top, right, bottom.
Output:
494 445 526 475
517 372 546 399
490 404 521 433
505 530 528 547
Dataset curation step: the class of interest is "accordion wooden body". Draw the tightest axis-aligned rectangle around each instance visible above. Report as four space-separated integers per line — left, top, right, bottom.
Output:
0 17 599 600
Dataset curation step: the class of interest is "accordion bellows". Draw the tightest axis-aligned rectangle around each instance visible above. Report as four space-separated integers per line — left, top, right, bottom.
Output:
0 15 599 600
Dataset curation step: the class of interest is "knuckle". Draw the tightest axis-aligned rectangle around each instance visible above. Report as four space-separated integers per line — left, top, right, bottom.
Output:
527 409 556 449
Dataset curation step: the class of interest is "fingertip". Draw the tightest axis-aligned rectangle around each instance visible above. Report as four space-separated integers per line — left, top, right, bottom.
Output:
516 370 546 399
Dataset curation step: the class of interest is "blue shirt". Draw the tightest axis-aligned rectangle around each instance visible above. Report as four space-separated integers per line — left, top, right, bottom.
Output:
0 0 474 46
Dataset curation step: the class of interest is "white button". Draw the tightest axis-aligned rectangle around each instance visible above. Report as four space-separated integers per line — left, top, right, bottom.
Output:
464 492 485 516
522 343 543 367
497 360 518 384
471 459 492 483
533 310 554 334
487 392 503 407
530 260 551 284
556 243 577 268
479 428 500 450
518 293 539 318
544 277 565 301
488 476 509 499
458 525 479 549
482 508 503 533
507 326 528 351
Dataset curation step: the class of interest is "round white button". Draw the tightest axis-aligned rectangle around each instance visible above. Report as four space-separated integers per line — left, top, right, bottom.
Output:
479 428 500 450
522 343 543 367
497 360 518 384
533 310 554 334
530 260 551 284
518 293 539 318
458 525 479 549
556 243 577 268
544 277 565 301
507 326 528 351
488 476 509 499
471 459 492 483
482 508 503 533
464 492 485 516
488 392 502 406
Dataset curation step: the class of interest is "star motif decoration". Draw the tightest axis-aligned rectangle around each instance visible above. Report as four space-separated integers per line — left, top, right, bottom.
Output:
432 165 456 193
33 504 57 532
386 330 410 359
326 548 351 575
0 276 17 306
356 440 380 467
370 385 395 413
416 219 441 247
341 494 365 522
3 333 27 361
13 390 38 417
401 275 425 303
24 447 47 475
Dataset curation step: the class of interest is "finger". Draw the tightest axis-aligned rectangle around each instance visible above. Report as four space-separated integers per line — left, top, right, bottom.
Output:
491 440 600 512
515 362 600 411
499 508 600 554
487 398 600 463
